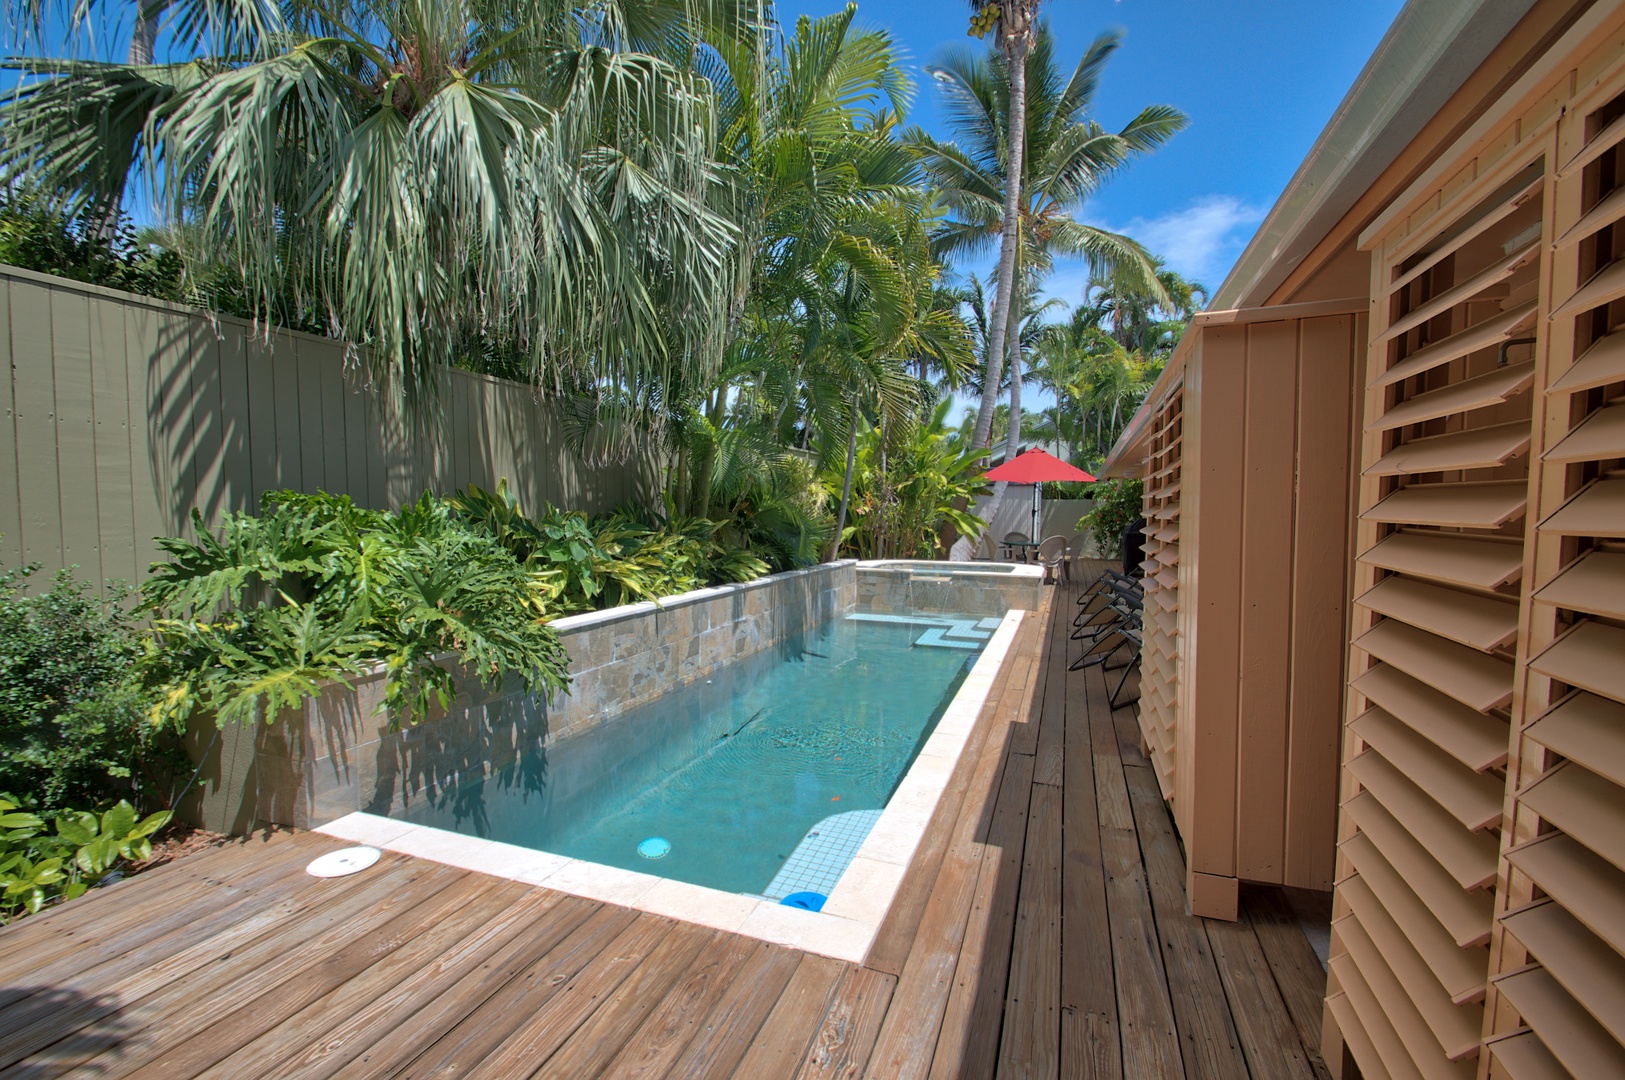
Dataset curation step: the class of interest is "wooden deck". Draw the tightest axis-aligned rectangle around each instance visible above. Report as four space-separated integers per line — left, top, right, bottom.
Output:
0 578 1332 1079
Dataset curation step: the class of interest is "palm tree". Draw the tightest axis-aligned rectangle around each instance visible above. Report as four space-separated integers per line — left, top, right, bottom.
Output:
1081 258 1208 355
687 8 971 559
913 25 1186 457
964 0 1039 458
1030 312 1155 467
1 0 737 406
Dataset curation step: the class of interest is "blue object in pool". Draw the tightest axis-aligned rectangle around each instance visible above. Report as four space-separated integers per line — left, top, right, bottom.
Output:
781 891 827 911
637 837 671 859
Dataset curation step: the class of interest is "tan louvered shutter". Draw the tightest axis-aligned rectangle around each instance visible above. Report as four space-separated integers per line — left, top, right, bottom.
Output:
1484 83 1625 1079
1333 145 1544 1080
1138 386 1182 803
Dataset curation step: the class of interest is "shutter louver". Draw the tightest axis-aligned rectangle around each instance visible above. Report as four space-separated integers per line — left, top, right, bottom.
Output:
1138 388 1182 802
1337 136 1548 1078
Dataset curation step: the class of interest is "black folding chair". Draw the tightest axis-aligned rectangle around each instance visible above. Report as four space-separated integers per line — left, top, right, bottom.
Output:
1106 624 1142 710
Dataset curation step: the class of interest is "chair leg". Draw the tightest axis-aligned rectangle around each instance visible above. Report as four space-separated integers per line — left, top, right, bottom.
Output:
1108 654 1141 709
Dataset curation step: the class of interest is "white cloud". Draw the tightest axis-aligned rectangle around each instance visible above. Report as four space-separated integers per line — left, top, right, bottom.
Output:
1025 195 1267 310
1097 195 1268 289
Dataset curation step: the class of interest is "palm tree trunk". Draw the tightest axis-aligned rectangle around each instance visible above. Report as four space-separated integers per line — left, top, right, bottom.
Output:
1004 301 1024 461
129 0 161 63
971 31 1031 450
830 396 860 561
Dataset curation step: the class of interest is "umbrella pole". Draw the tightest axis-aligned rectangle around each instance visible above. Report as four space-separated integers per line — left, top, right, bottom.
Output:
1032 484 1041 540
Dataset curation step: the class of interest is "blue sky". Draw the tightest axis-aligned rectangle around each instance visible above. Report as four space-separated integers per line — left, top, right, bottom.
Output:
777 0 1407 305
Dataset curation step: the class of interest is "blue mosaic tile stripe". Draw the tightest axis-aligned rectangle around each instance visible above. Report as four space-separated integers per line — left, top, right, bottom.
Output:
763 809 884 900
914 627 983 650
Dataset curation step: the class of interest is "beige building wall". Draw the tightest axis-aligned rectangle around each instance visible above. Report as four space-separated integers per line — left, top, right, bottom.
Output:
0 264 655 587
1128 306 1362 917
1106 1 1625 1076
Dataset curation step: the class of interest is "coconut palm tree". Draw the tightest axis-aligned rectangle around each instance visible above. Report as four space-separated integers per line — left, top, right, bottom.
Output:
1081 257 1208 356
0 0 738 406
963 0 1038 458
913 24 1186 457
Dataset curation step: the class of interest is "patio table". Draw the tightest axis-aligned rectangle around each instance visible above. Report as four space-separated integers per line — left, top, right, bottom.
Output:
1002 539 1042 562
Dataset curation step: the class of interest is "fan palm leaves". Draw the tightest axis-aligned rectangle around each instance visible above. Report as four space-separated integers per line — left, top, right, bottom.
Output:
1 0 738 406
913 24 1186 455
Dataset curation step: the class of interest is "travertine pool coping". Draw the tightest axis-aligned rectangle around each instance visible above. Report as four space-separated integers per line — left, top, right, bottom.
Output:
316 607 1025 963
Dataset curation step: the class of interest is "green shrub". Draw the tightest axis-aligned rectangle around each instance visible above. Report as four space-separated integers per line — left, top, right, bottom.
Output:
0 796 170 923
1079 479 1145 558
0 564 180 814
450 482 771 611
141 491 573 730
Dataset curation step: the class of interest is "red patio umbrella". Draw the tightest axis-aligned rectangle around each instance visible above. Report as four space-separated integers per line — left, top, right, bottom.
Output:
983 448 1098 542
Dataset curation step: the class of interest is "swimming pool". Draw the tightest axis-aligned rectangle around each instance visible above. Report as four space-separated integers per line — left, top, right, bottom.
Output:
392 612 991 895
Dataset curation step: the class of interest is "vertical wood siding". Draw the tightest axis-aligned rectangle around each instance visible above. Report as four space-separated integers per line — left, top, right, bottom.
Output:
1162 312 1360 914
0 265 652 585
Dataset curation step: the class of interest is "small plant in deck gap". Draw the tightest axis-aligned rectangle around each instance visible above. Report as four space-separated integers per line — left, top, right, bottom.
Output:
0 797 170 923
1079 479 1144 558
141 491 572 731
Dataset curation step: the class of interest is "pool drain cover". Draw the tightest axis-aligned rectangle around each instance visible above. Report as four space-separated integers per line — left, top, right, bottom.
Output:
637 837 672 859
306 846 381 878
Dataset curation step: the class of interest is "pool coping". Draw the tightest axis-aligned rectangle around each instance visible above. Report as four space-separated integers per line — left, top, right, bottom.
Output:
315 607 1026 963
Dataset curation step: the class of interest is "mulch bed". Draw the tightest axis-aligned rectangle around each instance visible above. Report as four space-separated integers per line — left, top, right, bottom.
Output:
127 821 296 876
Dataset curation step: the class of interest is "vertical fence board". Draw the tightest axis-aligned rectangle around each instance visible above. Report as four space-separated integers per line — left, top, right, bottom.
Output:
270 337 304 495
11 279 61 567
0 282 23 566
123 301 166 571
341 368 371 508
183 319 226 528
214 321 255 518
88 295 136 585
317 342 347 499
50 288 101 582
296 340 328 493
243 331 279 504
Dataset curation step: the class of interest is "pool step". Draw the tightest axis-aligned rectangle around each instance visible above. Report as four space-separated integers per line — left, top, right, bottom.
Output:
845 612 993 650
914 627 983 650
763 809 883 901
846 613 955 627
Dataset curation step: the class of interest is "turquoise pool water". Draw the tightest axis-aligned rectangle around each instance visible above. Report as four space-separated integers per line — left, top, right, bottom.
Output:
396 613 989 894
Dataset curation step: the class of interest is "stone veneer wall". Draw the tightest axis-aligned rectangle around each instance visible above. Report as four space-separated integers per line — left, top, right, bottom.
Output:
182 561 858 834
853 564 1044 617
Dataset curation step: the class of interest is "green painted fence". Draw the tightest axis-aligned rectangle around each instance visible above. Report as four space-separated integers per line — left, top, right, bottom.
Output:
0 264 655 587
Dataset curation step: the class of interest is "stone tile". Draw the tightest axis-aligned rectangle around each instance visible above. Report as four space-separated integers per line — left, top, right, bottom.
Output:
920 725 971 761
884 777 944 828
820 856 906 926
316 811 417 847
737 902 875 962
388 825 578 883
852 812 927 867
543 859 663 907
634 879 759 932
900 751 957 789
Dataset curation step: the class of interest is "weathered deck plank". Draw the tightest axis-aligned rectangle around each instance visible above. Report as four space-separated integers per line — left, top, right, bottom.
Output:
865 612 1047 1080
0 580 1330 1080
1123 754 1250 1079
1060 655 1120 1080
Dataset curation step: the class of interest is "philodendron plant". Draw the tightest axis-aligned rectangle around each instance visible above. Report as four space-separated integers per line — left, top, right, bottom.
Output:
0 797 171 922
